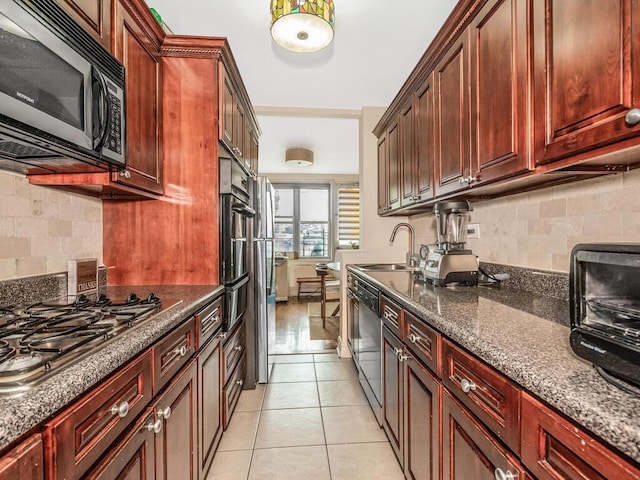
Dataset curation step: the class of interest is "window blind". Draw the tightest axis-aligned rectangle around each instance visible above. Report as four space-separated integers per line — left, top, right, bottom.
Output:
337 186 360 247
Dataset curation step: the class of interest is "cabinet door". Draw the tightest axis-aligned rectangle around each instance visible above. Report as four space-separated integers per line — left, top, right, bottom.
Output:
521 392 640 480
153 317 196 396
85 410 157 480
382 326 403 463
377 134 389 214
113 1 163 194
56 0 111 49
533 0 640 165
469 0 532 183
442 390 525 480
387 121 401 211
154 360 198 480
198 333 223 479
404 357 440 480
415 74 435 201
400 100 416 207
233 101 246 162
434 33 470 197
219 64 235 149
0 434 43 480
250 131 259 175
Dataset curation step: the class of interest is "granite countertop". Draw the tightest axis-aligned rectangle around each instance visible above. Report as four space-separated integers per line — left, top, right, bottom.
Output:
349 267 640 464
0 284 224 451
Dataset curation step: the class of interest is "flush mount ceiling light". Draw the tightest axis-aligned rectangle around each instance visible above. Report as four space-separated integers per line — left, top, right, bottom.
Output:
286 148 314 167
270 0 335 53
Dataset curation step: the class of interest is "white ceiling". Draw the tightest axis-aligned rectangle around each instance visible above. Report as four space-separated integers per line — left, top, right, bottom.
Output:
148 0 459 173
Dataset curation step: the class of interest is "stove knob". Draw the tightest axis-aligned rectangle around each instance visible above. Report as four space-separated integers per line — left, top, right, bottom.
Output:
111 401 130 418
126 293 139 304
146 293 159 303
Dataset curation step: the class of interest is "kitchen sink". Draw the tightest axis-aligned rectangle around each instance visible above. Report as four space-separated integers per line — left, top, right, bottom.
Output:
357 263 417 272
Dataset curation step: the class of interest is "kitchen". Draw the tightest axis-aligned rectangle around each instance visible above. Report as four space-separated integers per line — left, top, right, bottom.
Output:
1 0 640 479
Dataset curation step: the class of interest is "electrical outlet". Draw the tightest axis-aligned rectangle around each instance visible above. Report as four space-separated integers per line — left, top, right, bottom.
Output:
467 223 480 239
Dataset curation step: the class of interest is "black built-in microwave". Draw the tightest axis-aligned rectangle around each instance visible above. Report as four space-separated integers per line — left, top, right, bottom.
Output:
0 0 125 171
570 243 640 391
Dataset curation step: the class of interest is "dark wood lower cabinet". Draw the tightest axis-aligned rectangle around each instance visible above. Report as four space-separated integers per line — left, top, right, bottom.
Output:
442 390 525 480
0 434 43 480
404 357 440 480
382 326 404 463
198 332 223 479
154 360 198 480
521 392 640 480
85 410 156 480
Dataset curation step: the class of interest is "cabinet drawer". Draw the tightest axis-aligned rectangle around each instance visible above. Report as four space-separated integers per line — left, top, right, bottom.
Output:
195 295 223 349
153 318 196 395
381 295 402 339
223 353 246 429
223 321 245 385
442 339 521 454
521 392 640 480
442 390 525 480
45 350 153 480
404 310 440 377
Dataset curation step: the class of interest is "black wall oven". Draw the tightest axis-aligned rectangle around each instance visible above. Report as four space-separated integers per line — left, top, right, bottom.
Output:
220 157 254 333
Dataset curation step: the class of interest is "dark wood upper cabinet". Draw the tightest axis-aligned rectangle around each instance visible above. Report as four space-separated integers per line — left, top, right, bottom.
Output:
400 99 417 207
521 392 640 480
434 33 470 197
469 0 533 183
415 74 436 201
0 434 43 480
533 0 640 166
219 64 235 149
442 390 525 480
387 121 401 210
377 133 389 214
56 0 112 49
112 0 163 195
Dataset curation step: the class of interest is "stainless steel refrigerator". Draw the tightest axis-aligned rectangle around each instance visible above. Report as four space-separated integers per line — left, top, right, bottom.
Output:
245 176 276 386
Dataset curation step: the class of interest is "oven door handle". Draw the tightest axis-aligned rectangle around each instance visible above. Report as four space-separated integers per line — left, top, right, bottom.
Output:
231 202 256 217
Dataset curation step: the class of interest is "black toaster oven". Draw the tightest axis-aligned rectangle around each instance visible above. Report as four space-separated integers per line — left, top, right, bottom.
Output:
570 243 640 390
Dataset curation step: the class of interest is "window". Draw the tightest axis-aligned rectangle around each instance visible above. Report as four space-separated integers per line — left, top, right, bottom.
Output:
274 184 330 258
336 185 360 249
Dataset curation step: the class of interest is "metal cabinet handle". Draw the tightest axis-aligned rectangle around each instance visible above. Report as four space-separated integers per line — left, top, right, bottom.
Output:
460 378 477 393
458 177 466 185
494 468 517 480
626 108 640 126
393 347 402 356
144 419 163 434
236 379 243 387
111 401 130 418
397 351 410 362
234 345 243 352
119 169 131 179
174 345 188 357
408 333 421 344
217 332 228 340
157 406 172 420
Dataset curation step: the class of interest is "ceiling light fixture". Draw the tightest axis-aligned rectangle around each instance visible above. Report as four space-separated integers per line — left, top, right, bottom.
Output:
285 148 314 167
270 0 335 53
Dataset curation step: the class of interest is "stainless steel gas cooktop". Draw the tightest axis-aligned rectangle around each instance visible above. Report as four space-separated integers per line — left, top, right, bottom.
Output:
0 292 164 394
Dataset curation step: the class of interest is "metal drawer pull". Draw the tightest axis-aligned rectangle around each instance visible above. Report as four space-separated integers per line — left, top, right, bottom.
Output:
393 347 402 356
157 406 172 420
408 333 421 344
174 345 188 357
626 108 640 126
460 379 477 393
144 419 163 434
234 345 243 352
397 351 410 362
494 468 516 480
217 332 228 340
236 379 243 387
110 401 129 418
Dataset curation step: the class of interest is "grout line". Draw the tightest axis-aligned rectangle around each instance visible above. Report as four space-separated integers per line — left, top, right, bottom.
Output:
316 378 334 480
245 386 266 480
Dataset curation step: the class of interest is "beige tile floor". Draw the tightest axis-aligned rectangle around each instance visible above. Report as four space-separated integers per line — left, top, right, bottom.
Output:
208 352 404 480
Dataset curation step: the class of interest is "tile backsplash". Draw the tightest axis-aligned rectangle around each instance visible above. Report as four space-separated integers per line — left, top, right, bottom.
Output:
410 168 640 273
0 171 103 281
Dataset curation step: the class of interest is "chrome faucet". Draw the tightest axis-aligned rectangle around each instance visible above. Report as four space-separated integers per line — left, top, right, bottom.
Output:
390 223 418 267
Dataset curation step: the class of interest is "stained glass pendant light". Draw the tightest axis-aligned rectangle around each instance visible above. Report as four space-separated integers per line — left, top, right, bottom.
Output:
270 0 335 53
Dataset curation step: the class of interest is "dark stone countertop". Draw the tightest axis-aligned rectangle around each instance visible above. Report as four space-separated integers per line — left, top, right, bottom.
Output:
349 267 640 464
0 284 224 451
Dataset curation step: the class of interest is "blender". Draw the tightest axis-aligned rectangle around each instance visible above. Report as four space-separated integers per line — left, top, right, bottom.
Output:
422 200 478 286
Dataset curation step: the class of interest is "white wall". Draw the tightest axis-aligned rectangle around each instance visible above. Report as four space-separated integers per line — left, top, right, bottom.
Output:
0 171 103 281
